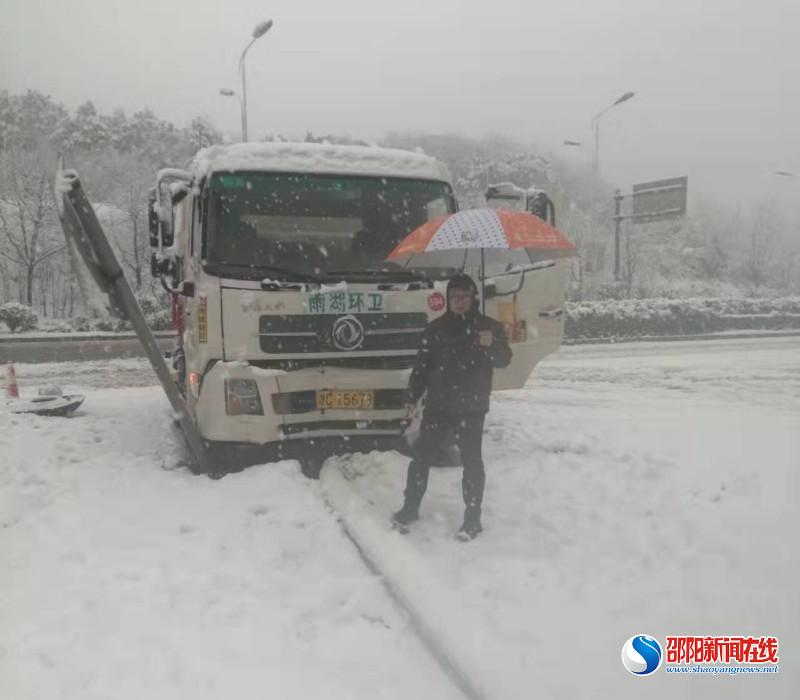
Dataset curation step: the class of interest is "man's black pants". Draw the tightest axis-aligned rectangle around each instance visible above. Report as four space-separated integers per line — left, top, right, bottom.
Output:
404 411 486 515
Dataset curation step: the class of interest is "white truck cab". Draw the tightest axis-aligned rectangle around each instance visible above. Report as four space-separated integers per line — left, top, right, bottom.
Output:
149 143 570 471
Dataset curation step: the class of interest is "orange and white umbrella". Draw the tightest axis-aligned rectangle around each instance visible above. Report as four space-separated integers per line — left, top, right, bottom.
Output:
387 208 576 312
387 208 576 263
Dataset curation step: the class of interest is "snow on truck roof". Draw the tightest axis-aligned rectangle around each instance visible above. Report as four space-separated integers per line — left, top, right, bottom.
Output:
191 142 452 184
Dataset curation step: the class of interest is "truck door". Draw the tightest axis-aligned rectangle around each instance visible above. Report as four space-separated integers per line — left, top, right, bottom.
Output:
484 259 571 391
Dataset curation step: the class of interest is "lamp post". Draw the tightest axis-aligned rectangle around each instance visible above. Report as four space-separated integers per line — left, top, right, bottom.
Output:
219 86 237 111
219 88 241 142
237 19 274 142
591 91 635 181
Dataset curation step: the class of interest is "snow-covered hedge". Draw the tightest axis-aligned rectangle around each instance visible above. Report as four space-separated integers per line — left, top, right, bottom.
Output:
135 293 172 331
0 303 38 333
52 292 172 333
565 297 800 339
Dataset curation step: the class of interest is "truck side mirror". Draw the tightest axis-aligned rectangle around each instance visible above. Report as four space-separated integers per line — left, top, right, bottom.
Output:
526 191 556 226
527 192 549 220
148 188 159 247
149 173 190 253
148 184 175 249
158 182 175 248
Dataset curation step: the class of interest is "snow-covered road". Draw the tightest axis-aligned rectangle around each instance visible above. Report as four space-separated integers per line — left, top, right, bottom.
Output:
0 387 464 700
2 337 797 699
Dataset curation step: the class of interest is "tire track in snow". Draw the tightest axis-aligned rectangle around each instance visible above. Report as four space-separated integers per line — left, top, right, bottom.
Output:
320 463 495 700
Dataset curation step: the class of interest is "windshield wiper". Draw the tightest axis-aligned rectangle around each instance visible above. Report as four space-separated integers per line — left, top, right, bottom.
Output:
325 267 430 281
256 265 320 291
260 266 319 282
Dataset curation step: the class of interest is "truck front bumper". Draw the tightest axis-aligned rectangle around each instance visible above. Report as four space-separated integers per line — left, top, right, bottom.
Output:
194 362 410 447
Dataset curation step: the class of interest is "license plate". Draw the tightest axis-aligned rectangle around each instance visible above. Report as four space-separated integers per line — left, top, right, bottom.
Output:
316 390 375 410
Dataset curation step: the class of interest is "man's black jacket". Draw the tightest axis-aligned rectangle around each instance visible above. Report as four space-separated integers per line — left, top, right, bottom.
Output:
408 309 512 415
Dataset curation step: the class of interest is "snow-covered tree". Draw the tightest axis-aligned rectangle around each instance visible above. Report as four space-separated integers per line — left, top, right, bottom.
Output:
58 101 111 152
188 116 224 151
0 90 68 151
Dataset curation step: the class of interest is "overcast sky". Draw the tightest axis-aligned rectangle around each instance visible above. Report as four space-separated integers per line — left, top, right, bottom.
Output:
1 0 798 211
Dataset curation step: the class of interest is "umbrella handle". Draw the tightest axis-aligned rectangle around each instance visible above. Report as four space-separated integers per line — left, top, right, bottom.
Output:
481 248 486 315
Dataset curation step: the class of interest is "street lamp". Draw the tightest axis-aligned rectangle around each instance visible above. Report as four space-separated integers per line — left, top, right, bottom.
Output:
237 19 274 142
219 88 241 141
591 91 635 180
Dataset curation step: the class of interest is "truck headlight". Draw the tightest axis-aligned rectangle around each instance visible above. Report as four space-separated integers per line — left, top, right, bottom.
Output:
225 378 264 416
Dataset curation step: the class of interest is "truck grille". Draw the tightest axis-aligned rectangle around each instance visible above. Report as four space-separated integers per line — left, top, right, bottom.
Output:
258 313 427 354
249 355 417 372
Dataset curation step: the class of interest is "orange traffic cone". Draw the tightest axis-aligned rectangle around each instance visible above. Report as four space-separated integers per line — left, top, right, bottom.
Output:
5 363 19 399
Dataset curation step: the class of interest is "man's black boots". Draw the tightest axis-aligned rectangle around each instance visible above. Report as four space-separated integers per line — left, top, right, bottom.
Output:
457 506 483 541
392 504 419 526
391 503 419 532
393 466 427 530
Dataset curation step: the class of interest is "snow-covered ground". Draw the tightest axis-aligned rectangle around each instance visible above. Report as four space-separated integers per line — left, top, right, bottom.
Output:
0 386 463 700
2 337 797 699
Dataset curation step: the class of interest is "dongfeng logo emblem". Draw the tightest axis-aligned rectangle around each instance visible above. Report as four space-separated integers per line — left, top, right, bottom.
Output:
331 315 365 351
621 634 663 676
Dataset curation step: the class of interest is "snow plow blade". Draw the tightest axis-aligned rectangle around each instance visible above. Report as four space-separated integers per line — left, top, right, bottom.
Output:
54 162 211 475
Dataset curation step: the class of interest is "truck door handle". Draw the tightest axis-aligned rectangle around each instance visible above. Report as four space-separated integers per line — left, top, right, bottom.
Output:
177 281 195 298
538 308 564 320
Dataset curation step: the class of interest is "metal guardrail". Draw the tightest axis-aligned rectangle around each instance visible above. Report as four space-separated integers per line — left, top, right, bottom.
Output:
562 330 800 345
0 331 176 344
3 328 797 348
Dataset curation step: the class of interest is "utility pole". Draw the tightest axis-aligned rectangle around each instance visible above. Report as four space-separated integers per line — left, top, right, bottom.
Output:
613 189 624 281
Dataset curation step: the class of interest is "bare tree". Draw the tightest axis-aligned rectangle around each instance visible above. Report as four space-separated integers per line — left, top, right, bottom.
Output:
739 199 779 289
620 228 642 294
0 148 65 305
69 149 155 292
107 153 152 291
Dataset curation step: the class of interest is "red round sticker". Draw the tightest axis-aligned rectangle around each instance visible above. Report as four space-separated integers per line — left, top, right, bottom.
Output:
428 292 445 312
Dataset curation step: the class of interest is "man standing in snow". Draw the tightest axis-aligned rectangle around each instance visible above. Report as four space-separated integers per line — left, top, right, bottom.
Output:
392 273 512 540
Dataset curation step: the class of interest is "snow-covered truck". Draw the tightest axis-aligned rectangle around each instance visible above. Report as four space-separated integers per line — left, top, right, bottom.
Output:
485 181 557 225
143 143 570 473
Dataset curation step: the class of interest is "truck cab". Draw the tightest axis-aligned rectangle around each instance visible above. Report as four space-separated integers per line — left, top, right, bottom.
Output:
149 143 570 470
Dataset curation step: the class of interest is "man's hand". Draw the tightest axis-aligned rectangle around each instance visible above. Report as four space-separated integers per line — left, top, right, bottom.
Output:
405 403 418 419
478 330 494 347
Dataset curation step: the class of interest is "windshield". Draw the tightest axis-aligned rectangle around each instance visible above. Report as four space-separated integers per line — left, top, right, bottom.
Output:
204 172 455 281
